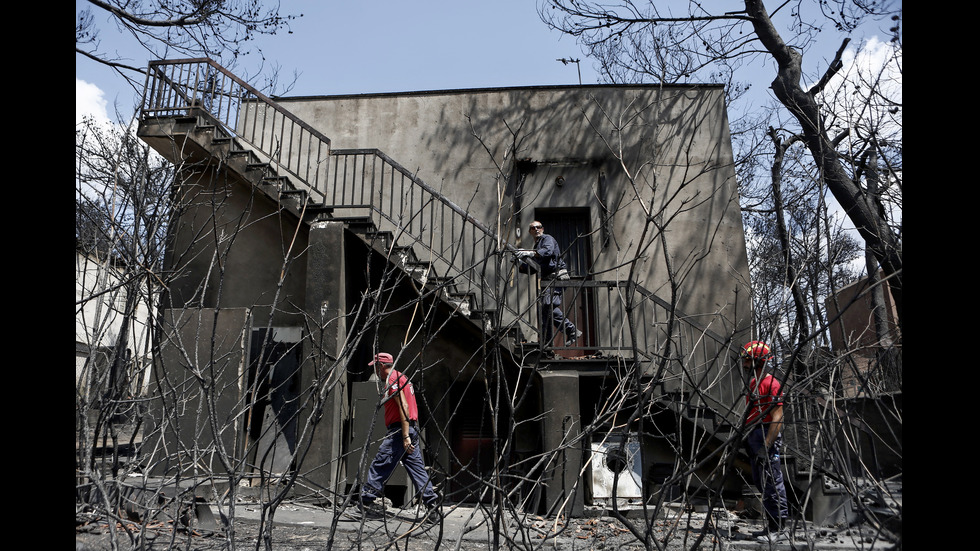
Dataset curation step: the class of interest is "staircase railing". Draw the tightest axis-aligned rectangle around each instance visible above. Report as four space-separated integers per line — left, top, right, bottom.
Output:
141 58 332 204
321 147 525 315
141 58 530 326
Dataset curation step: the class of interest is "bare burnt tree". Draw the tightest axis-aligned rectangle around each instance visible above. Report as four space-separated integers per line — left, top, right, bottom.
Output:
75 114 177 550
76 58 747 550
815 35 902 397
77 0 297 67
76 4 296 541
731 33 900 548
740 116 864 353
539 0 903 332
76 12 900 545
77 0 300 102
450 84 783 551
538 2 902 546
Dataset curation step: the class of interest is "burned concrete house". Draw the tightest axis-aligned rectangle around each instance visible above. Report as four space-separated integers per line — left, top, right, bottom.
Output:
129 58 859 522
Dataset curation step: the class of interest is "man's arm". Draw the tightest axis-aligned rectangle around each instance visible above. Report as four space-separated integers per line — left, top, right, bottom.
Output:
535 235 558 259
393 380 415 453
764 404 783 449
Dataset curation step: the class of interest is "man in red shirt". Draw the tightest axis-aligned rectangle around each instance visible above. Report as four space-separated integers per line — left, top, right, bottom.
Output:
742 341 789 539
359 353 439 518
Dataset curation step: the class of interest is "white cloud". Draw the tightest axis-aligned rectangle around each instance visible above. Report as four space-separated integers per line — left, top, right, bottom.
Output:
841 36 902 90
822 36 902 136
814 37 902 275
76 79 110 126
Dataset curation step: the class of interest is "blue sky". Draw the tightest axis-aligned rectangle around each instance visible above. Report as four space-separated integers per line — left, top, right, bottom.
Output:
76 1 898 125
76 1 899 278
76 0 600 124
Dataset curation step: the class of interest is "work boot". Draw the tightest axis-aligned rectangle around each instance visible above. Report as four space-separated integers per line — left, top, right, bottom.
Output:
756 528 791 543
754 518 790 542
566 329 583 345
354 496 392 518
750 517 783 538
421 500 442 524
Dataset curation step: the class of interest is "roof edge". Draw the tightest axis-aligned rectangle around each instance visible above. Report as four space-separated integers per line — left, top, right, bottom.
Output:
272 82 724 102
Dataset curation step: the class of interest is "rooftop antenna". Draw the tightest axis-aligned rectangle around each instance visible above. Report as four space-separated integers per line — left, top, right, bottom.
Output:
557 57 582 85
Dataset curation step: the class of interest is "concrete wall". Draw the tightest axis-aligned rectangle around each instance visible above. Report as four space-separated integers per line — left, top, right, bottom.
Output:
824 273 902 396
277 85 752 336
75 249 155 397
144 307 251 477
825 272 900 352
163 165 309 328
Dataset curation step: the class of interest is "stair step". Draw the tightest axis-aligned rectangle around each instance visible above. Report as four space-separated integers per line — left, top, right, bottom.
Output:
364 230 394 245
472 304 497 316
333 216 375 228
263 175 291 186
393 246 419 264
280 189 307 200
341 219 384 243
228 150 261 165
449 290 474 301
447 292 476 316
404 263 431 283
685 405 717 422
302 205 335 222
425 275 456 291
212 136 243 149
445 298 472 316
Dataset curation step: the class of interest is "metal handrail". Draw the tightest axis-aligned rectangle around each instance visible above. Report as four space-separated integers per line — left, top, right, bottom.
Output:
323 148 530 331
550 279 738 403
141 58 333 204
140 59 527 324
630 283 742 414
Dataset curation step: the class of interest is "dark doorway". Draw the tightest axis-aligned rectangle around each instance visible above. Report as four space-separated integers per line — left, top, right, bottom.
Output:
447 381 505 503
535 209 595 356
534 210 592 278
245 328 302 476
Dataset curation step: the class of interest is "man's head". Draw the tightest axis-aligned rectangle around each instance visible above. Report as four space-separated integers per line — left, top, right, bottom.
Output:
529 221 544 239
741 340 772 371
369 352 394 376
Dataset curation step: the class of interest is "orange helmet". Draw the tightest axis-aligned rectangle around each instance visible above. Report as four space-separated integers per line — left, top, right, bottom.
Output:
741 341 773 362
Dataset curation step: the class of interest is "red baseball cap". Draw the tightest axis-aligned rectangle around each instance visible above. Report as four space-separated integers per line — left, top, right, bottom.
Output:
368 352 394 366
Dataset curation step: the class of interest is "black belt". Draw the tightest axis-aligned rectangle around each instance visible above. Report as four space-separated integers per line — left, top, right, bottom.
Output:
387 421 417 431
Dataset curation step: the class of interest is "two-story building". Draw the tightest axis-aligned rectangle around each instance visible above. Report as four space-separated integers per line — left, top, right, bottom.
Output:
136 59 755 517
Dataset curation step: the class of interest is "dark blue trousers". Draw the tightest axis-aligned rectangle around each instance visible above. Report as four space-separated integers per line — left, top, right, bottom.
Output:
362 425 438 506
539 286 576 344
746 424 789 525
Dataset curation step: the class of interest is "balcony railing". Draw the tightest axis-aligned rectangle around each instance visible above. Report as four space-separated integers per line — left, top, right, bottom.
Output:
546 279 738 410
141 58 332 204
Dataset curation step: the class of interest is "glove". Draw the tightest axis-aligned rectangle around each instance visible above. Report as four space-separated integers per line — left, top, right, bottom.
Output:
514 250 535 260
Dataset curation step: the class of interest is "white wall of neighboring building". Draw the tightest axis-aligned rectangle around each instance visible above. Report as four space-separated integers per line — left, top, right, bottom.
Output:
76 249 155 398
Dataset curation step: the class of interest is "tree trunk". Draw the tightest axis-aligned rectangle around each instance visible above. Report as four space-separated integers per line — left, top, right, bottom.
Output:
768 129 810 346
745 0 902 334
864 143 893 347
